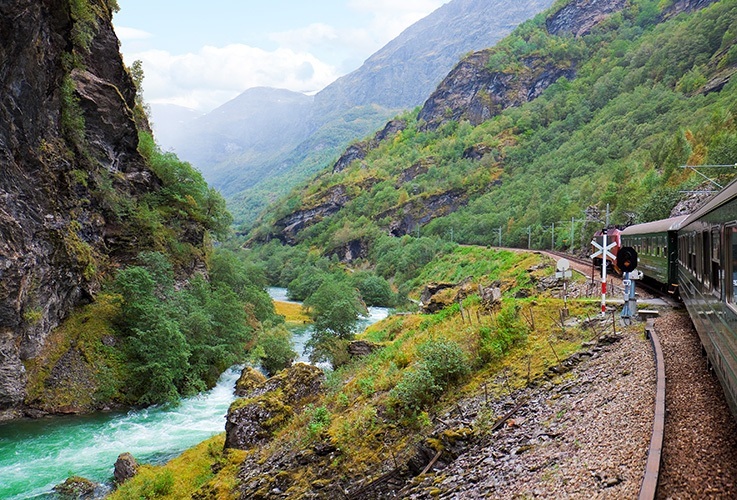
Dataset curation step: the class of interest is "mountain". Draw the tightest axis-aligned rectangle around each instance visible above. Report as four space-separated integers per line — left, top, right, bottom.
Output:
248 0 736 262
158 87 314 187
311 0 556 120
148 103 203 151
157 0 555 225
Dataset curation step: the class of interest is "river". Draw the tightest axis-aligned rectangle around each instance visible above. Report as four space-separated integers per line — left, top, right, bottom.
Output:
0 288 388 499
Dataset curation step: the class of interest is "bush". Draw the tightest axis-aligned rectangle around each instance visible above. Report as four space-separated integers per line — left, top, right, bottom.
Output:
417 339 470 386
351 272 396 307
389 339 470 415
251 325 297 376
306 405 332 438
389 365 440 414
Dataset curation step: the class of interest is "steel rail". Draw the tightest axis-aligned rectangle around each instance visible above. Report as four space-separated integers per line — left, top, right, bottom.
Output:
639 319 666 500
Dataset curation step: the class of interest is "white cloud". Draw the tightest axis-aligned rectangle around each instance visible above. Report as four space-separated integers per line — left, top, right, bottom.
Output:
114 26 152 41
125 45 340 112
115 1 449 112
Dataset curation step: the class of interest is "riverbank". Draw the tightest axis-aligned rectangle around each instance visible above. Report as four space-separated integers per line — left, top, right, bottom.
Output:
274 300 311 325
0 367 242 499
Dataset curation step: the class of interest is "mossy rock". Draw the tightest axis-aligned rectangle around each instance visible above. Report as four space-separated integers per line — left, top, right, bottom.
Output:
255 362 325 405
235 366 267 397
53 476 97 498
224 392 293 450
224 363 325 450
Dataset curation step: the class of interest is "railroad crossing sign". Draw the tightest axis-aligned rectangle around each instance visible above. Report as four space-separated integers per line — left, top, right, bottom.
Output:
590 240 616 260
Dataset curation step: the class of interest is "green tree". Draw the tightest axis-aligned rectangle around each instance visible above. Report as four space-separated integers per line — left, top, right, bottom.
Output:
250 324 297 376
351 271 396 307
303 278 367 365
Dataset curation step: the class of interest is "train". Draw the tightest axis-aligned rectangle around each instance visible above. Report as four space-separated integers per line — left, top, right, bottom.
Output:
608 178 737 420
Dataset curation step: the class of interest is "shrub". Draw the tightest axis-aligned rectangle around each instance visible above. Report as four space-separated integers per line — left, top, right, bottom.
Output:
389 339 470 415
306 405 332 438
251 325 297 376
389 365 440 414
417 339 470 386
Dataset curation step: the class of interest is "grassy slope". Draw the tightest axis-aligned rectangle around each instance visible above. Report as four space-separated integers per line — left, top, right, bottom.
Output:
107 248 619 497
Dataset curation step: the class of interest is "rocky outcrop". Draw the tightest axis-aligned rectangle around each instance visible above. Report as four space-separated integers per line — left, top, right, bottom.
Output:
662 0 719 19
114 452 139 484
397 158 433 185
272 185 351 245
224 363 325 450
381 189 469 237
0 0 204 415
332 120 406 173
418 0 634 130
235 366 267 398
545 0 628 37
329 238 370 263
418 50 577 130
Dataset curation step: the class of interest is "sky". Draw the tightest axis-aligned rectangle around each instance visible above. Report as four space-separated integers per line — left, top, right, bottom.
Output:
113 1 451 113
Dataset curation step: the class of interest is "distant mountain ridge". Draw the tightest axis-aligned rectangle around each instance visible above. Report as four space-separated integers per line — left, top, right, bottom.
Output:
247 0 735 258
151 0 555 224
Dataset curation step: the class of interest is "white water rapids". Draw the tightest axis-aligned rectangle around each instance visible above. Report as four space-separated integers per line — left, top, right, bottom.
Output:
0 288 388 499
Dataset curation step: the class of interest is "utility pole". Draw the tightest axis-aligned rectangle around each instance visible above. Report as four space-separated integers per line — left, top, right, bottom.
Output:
495 227 502 247
602 204 610 315
570 217 575 252
551 222 555 250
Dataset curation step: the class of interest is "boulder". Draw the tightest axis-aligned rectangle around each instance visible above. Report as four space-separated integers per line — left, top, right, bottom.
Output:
420 282 458 313
224 363 325 450
235 366 267 398
113 452 138 484
53 476 97 498
348 340 380 358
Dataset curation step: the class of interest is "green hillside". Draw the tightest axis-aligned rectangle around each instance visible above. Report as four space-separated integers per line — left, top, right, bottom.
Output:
246 0 737 262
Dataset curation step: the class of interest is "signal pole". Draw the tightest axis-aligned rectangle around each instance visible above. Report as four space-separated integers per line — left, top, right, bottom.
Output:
590 204 614 316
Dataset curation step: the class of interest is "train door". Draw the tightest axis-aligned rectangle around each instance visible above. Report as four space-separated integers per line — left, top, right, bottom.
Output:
702 231 711 290
728 226 737 306
712 226 722 298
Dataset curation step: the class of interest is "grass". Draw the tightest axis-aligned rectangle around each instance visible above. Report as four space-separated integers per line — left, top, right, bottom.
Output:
274 300 311 325
112 249 633 498
107 434 247 499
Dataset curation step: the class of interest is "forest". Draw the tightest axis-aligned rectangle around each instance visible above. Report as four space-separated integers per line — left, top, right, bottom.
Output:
242 0 737 264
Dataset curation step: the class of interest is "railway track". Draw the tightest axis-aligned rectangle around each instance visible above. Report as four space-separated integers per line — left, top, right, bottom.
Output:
541 249 669 499
539 248 737 496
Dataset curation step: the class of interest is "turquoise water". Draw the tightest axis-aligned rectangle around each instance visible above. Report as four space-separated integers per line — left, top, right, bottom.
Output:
268 287 389 364
0 289 388 499
0 366 241 499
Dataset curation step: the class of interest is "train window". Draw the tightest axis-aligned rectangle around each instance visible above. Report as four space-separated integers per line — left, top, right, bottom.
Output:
712 227 721 294
730 228 737 304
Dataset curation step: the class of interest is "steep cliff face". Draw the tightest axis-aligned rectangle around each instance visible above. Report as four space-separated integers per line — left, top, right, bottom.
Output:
417 0 720 131
0 0 163 411
416 0 631 130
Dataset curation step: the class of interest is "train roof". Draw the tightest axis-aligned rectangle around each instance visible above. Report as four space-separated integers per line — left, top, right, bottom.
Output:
681 175 737 228
620 214 689 235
